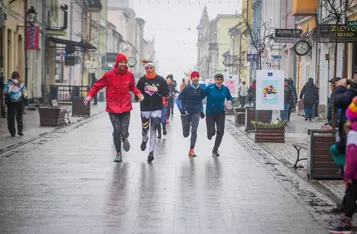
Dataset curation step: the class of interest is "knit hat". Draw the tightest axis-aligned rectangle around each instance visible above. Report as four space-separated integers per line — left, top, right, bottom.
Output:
167 74 173 79
191 71 199 78
116 54 128 63
346 97 357 121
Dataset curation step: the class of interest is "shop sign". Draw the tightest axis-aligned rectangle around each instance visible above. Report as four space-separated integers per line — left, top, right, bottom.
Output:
274 29 302 43
317 24 357 43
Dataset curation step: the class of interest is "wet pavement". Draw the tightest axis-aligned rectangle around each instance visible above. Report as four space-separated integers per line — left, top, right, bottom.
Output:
0 104 336 233
0 103 105 152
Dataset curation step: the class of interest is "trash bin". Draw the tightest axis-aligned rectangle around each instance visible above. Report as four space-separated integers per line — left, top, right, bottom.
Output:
49 86 58 100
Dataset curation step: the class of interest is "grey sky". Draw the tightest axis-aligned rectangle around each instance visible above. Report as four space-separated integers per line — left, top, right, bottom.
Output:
133 0 242 79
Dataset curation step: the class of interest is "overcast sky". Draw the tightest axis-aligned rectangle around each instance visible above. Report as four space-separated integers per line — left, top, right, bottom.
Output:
132 0 242 79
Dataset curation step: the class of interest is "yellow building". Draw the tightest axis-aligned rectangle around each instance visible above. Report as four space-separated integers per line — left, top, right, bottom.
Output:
239 0 252 85
345 0 357 78
1 0 26 82
214 15 243 73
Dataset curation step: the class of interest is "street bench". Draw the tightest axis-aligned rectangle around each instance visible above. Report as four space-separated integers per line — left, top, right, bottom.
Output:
38 100 71 127
292 143 307 168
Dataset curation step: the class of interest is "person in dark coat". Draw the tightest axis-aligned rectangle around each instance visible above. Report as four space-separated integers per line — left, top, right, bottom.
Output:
166 74 178 120
281 78 295 121
247 79 256 106
90 73 98 105
326 77 341 127
330 71 357 214
299 78 318 121
287 78 297 121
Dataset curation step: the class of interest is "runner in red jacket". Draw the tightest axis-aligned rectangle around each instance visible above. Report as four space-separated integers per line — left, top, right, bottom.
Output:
84 53 144 162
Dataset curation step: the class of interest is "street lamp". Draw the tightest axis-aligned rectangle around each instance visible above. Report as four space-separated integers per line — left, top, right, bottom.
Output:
27 6 37 24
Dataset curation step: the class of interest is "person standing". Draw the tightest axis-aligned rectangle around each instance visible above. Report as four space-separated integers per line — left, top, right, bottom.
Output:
204 73 233 157
176 71 205 157
136 60 169 163
300 78 318 121
157 96 169 138
84 54 144 163
247 80 256 106
238 80 248 107
166 75 178 121
328 97 357 234
280 78 294 121
287 78 297 121
90 73 98 105
180 78 187 92
3 71 27 137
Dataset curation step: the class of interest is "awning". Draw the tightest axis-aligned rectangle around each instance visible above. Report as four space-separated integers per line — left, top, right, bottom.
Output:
47 37 97 51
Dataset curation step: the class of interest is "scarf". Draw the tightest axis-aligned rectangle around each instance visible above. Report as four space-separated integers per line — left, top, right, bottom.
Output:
190 83 199 89
146 72 157 79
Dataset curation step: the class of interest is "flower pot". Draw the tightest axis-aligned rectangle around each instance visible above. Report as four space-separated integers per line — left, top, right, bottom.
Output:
255 126 285 143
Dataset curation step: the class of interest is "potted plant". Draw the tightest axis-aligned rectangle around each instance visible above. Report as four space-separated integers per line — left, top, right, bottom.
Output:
252 120 287 143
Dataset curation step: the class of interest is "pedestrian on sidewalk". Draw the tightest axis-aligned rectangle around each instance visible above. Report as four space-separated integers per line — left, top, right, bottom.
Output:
176 71 205 157
329 97 357 234
299 78 318 121
166 75 178 122
326 77 341 127
247 80 256 106
238 80 248 107
84 53 144 163
180 78 187 92
136 59 169 163
90 73 98 105
280 78 295 121
3 71 27 137
157 96 169 139
287 78 297 121
203 73 233 157
0 71 6 118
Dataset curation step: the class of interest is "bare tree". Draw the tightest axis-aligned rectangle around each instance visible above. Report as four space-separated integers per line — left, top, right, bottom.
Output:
234 13 274 70
321 0 355 128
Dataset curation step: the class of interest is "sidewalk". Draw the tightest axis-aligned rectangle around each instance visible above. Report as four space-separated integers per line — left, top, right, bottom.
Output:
227 111 346 202
0 102 105 152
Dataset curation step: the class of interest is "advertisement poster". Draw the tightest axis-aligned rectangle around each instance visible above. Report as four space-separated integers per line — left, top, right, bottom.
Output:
256 70 284 110
224 75 237 96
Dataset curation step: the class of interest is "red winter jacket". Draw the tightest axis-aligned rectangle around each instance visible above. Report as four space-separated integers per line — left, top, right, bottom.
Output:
87 66 141 114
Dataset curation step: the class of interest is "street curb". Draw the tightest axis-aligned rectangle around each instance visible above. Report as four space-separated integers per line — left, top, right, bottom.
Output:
227 118 342 205
0 110 106 155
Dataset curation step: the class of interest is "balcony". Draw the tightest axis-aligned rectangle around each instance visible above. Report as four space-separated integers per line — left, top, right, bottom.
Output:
292 0 318 16
84 0 102 13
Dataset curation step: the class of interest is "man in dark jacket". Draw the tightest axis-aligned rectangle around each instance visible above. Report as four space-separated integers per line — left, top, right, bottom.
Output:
287 78 297 121
330 71 357 214
300 78 318 121
326 77 341 126
166 74 178 118
176 71 205 157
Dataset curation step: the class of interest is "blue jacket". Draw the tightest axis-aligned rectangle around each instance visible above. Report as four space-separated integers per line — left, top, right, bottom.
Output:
204 84 233 115
176 84 204 114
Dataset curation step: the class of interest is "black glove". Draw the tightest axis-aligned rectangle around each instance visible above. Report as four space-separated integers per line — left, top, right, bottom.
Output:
200 112 205 119
180 109 186 116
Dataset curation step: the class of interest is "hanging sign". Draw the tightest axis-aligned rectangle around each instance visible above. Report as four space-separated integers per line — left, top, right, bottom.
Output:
26 26 40 50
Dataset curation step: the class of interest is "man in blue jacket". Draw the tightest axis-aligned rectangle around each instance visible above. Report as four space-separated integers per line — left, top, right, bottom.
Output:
176 71 205 157
204 73 233 157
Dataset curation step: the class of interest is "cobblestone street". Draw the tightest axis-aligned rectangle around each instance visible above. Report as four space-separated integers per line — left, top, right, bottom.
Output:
0 104 337 233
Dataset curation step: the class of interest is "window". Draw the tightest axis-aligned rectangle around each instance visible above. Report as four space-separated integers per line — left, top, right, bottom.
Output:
55 60 64 83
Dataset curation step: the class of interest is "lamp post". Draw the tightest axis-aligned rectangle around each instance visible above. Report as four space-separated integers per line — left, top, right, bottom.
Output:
24 3 38 93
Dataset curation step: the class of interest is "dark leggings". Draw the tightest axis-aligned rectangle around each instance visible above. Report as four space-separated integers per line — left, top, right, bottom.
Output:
7 102 24 136
109 112 130 153
206 112 225 150
344 181 357 218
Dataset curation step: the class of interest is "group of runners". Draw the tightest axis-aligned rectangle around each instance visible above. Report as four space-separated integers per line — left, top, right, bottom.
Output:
84 53 233 163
